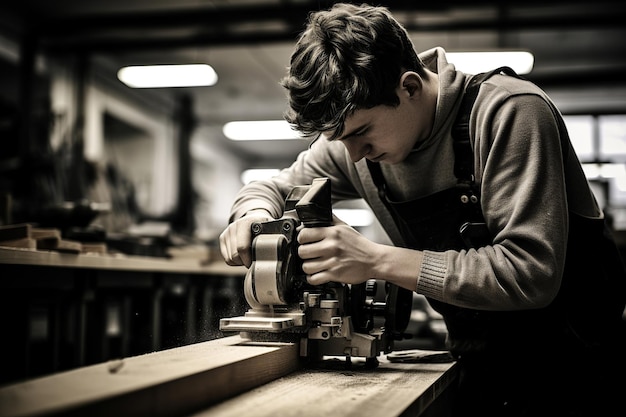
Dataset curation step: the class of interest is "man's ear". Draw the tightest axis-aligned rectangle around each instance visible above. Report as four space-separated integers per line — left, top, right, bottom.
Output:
400 71 422 97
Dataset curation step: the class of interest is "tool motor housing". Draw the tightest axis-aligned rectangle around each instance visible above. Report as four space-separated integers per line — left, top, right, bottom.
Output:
219 178 412 362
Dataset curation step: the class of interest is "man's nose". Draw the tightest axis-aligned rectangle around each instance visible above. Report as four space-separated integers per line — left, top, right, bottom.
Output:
344 141 370 163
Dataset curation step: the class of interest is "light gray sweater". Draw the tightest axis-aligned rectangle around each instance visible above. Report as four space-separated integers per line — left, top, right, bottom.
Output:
228 47 601 312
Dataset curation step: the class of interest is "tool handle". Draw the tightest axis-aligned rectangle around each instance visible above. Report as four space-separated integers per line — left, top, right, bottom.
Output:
295 177 333 227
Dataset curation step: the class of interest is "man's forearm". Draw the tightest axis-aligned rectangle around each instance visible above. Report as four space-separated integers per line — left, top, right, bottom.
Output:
372 244 423 292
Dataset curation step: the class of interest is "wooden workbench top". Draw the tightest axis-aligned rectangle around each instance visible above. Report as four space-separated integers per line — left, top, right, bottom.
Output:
192 356 457 417
0 336 457 417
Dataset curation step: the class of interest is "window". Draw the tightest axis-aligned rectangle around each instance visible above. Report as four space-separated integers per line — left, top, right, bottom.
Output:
564 114 626 230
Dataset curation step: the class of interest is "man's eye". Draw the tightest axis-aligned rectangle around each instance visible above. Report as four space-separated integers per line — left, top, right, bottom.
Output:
336 127 368 142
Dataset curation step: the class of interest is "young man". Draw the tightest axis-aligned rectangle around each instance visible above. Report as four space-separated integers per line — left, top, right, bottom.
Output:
219 3 626 416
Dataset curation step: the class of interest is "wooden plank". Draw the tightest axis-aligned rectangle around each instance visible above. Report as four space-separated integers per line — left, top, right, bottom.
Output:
30 228 61 242
190 357 457 417
0 336 300 417
80 242 108 254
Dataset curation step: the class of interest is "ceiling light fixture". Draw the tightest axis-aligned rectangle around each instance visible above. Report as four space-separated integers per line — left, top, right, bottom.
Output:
446 51 534 75
224 120 303 141
241 168 281 184
117 64 218 88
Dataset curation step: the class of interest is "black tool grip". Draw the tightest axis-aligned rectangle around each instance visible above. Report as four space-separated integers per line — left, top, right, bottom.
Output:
295 177 333 227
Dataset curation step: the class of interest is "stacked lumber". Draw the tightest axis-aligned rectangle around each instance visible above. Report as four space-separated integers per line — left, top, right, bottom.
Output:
0 223 106 254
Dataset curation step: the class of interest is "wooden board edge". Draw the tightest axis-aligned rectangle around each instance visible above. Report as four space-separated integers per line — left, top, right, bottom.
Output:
0 336 301 417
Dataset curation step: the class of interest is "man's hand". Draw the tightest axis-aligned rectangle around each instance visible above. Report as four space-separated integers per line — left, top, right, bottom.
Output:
297 215 382 285
219 209 273 267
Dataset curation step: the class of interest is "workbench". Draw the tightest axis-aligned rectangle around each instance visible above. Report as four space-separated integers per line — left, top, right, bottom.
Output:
0 246 247 385
0 335 458 417
195 355 457 417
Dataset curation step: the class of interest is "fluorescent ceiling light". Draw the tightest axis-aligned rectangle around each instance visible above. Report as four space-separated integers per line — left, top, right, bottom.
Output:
241 168 281 184
224 120 303 141
117 64 218 88
446 51 534 75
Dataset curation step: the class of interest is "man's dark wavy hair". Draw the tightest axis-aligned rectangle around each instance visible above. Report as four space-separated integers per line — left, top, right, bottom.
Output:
281 3 425 140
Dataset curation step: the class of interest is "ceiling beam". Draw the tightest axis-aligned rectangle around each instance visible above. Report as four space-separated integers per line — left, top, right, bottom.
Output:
11 1 622 53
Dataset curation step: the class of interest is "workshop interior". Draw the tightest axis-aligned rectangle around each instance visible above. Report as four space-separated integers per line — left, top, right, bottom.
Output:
1 0 626 414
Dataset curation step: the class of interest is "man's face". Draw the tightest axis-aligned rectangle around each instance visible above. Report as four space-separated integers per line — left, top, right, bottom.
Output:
330 74 434 164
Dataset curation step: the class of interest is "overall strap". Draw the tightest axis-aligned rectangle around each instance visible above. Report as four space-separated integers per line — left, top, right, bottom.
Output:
451 66 521 182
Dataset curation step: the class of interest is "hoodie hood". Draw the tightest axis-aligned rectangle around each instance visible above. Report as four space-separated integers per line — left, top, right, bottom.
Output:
414 47 468 152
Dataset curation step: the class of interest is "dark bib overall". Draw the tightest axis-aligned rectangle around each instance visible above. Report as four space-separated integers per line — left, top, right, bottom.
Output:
367 68 626 416
368 163 625 355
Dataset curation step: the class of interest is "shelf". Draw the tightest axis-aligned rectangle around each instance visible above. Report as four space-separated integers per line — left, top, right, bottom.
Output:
0 245 246 275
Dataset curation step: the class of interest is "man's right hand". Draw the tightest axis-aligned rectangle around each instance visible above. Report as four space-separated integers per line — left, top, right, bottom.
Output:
219 209 273 267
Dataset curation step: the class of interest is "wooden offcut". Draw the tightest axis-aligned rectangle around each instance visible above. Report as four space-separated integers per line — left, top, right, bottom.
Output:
0 223 31 241
30 227 61 242
36 237 82 253
0 336 300 417
0 224 35 248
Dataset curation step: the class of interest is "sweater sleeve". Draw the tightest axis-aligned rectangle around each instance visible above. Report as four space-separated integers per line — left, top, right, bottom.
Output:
417 92 571 311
